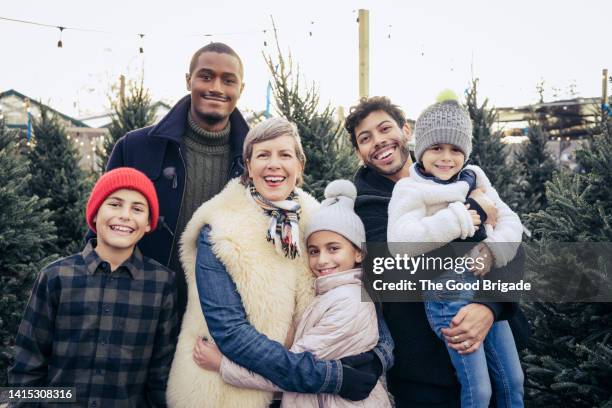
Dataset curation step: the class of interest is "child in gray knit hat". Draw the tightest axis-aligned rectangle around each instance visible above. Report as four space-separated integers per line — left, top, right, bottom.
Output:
196 179 392 407
387 92 525 407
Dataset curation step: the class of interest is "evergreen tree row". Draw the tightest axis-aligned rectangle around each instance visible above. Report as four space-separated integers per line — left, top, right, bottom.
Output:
98 79 156 170
523 110 612 406
463 79 612 406
30 108 93 255
0 121 56 386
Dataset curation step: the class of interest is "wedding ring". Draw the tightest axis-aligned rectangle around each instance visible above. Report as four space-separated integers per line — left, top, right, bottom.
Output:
463 341 470 350
453 336 459 342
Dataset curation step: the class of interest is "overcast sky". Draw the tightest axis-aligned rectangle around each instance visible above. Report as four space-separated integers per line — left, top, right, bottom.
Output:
1 0 610 120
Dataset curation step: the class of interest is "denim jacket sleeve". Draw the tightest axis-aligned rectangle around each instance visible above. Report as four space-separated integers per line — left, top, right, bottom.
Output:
195 226 342 394
373 304 395 372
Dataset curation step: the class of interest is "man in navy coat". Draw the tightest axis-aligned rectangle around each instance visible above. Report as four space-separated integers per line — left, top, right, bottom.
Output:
106 43 249 321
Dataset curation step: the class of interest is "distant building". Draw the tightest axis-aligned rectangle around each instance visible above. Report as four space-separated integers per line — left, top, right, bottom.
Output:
1 90 178 172
495 97 605 169
496 97 601 138
0 89 108 172
77 101 172 129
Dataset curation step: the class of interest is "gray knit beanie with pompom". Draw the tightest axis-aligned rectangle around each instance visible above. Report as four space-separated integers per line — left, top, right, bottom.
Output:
304 179 366 248
414 90 473 162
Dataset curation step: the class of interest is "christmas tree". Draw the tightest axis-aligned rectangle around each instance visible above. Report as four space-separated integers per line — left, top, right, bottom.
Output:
465 79 523 212
99 78 156 170
264 32 357 200
0 120 56 386
515 123 557 218
29 106 92 256
523 108 612 407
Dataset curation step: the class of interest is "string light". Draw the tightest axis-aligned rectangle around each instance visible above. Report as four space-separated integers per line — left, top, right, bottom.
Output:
1 16 270 47
57 26 64 48
2 13 400 57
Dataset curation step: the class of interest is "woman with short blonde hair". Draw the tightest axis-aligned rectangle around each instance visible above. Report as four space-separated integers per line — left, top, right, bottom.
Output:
167 117 392 407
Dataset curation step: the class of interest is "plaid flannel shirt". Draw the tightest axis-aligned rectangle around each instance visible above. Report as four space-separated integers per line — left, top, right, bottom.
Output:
9 240 178 407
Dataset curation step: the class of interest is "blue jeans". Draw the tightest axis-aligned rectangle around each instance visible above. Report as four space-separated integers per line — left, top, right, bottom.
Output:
424 270 524 408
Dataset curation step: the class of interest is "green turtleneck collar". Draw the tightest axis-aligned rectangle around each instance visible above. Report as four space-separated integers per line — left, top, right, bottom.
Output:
186 112 232 147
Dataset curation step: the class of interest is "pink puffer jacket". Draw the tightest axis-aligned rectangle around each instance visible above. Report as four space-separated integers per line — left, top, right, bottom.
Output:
219 268 391 407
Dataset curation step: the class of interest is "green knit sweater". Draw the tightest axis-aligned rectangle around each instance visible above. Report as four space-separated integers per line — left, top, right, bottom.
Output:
168 114 232 283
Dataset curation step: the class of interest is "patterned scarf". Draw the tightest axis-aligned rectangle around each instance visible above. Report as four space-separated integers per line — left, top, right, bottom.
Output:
249 183 302 259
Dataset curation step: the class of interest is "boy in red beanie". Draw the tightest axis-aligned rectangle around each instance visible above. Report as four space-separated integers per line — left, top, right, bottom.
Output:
9 167 178 407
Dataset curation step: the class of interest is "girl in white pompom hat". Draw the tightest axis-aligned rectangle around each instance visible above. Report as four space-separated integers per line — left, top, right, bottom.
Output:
193 179 391 408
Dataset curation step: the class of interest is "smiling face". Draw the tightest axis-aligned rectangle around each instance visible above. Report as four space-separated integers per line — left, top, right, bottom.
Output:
307 230 363 277
420 143 465 180
186 51 244 132
354 110 411 182
94 189 151 256
246 135 303 202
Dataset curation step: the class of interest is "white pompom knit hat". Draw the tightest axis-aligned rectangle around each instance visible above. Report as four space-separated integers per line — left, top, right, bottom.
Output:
304 179 366 248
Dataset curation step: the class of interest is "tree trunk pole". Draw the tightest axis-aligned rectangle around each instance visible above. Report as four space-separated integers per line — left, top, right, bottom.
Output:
358 9 369 99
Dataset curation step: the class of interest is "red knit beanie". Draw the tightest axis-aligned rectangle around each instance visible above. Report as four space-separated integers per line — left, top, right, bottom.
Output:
86 167 159 233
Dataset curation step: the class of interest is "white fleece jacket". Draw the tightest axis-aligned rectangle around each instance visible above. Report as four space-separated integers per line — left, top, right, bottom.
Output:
218 268 391 408
166 179 319 408
387 164 522 267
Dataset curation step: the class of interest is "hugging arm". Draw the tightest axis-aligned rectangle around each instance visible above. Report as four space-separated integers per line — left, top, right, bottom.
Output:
218 294 391 395
196 226 341 394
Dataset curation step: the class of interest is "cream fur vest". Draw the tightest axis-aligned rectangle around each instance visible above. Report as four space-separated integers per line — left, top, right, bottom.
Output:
167 179 319 408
